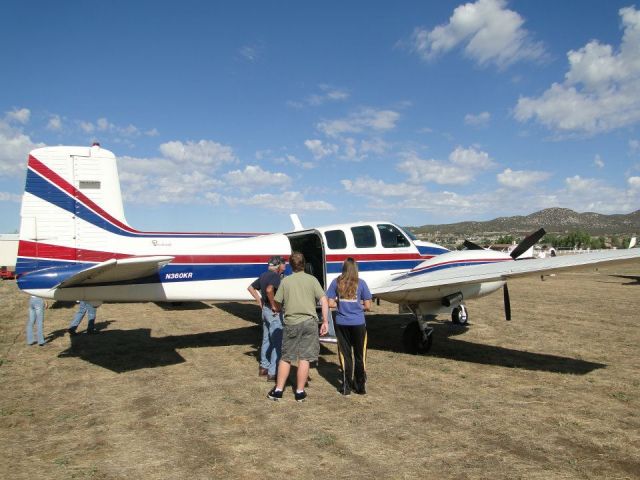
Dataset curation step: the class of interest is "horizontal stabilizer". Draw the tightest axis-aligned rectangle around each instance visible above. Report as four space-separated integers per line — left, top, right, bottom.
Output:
57 256 174 288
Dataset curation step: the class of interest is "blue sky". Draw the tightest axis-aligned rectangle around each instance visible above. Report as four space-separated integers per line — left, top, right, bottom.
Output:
1 0 639 233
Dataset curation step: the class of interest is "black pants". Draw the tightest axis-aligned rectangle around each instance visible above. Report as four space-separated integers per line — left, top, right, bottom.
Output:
335 323 367 393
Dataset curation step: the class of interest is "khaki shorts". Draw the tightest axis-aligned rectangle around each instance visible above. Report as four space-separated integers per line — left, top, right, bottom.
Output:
281 317 320 362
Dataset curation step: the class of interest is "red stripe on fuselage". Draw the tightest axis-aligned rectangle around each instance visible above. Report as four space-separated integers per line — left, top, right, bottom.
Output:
18 240 277 264
409 257 512 273
326 253 430 262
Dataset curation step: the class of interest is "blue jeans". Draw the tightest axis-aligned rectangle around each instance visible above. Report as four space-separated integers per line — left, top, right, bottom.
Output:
69 302 97 331
260 306 283 376
27 296 45 345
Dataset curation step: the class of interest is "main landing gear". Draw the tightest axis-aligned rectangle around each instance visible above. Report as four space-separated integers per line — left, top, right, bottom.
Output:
402 305 469 354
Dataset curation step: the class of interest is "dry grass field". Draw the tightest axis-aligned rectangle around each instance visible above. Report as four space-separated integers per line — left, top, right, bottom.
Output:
1 261 639 480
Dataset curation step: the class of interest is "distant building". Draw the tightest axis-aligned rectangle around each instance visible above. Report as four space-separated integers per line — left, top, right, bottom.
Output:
0 234 19 269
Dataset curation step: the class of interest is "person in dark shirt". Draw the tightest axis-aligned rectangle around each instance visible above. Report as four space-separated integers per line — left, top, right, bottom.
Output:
326 258 372 395
248 256 286 380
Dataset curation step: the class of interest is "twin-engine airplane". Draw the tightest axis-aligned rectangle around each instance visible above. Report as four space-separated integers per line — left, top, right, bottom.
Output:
16 145 640 353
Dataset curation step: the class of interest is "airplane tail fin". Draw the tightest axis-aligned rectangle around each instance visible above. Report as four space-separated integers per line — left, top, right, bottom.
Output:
17 144 129 276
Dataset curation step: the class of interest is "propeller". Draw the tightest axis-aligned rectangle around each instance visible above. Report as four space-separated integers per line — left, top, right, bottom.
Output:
509 228 546 259
463 239 485 250
503 283 511 321
502 228 545 320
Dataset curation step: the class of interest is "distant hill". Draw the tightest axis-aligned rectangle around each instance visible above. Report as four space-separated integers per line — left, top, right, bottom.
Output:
409 208 640 236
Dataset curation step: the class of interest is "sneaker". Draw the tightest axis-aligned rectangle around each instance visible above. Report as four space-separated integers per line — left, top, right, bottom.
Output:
38 343 45 347
67 328 78 336
267 387 283 401
294 390 307 402
338 388 351 396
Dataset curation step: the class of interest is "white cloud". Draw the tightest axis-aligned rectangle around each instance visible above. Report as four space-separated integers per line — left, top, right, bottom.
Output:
464 111 491 127
6 108 30 124
594 154 605 168
225 191 334 211
410 0 544 68
118 139 236 204
398 156 474 185
159 140 237 167
79 121 95 133
77 117 153 139
627 176 640 189
46 115 62 131
239 44 262 62
317 108 400 137
515 6 640 135
274 154 314 169
0 112 44 177
449 146 495 169
304 139 338 160
289 84 349 108
223 165 291 189
630 139 640 154
397 146 494 185
341 177 409 197
497 168 551 188
0 191 21 202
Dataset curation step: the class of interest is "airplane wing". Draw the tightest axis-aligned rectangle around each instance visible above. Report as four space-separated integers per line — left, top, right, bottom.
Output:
56 256 174 288
373 248 640 301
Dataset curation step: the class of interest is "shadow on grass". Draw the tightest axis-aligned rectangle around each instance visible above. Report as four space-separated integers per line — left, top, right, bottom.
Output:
58 320 260 373
366 314 606 375
154 301 213 310
214 302 261 324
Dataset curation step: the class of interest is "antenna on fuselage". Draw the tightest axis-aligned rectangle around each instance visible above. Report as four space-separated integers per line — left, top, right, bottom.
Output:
290 214 304 231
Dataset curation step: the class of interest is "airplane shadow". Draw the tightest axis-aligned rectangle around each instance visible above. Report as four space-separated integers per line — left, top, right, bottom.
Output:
58 321 260 374
366 314 606 375
154 301 213 310
214 302 262 324
56 312 605 376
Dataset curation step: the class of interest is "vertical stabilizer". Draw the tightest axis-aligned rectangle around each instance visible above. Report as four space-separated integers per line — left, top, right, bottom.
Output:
17 145 128 275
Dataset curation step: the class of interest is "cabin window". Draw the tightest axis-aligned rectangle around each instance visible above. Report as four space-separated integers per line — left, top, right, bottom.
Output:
351 225 376 248
324 229 347 250
377 224 411 248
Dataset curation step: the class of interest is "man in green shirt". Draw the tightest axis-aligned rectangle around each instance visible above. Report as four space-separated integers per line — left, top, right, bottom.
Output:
267 251 329 402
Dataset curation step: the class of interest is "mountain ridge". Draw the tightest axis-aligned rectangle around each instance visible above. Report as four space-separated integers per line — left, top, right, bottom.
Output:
409 208 640 236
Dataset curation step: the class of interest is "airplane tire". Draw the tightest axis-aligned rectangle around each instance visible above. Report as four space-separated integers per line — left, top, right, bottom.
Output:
452 305 469 325
402 320 432 354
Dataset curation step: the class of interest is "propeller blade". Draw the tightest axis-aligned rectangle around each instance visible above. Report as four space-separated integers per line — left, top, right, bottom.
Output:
463 240 485 250
503 284 511 321
510 228 546 259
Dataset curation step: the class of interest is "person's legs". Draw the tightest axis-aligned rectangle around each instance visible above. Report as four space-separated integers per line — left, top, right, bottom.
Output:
296 360 310 392
275 360 290 391
69 302 88 330
86 304 97 331
352 325 368 393
34 301 45 345
26 299 36 345
267 313 283 377
335 324 354 393
260 306 272 370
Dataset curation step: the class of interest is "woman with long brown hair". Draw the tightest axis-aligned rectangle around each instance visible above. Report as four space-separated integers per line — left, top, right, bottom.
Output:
326 257 372 395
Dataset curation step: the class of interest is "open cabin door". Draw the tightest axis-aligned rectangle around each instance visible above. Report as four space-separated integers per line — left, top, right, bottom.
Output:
285 229 326 288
